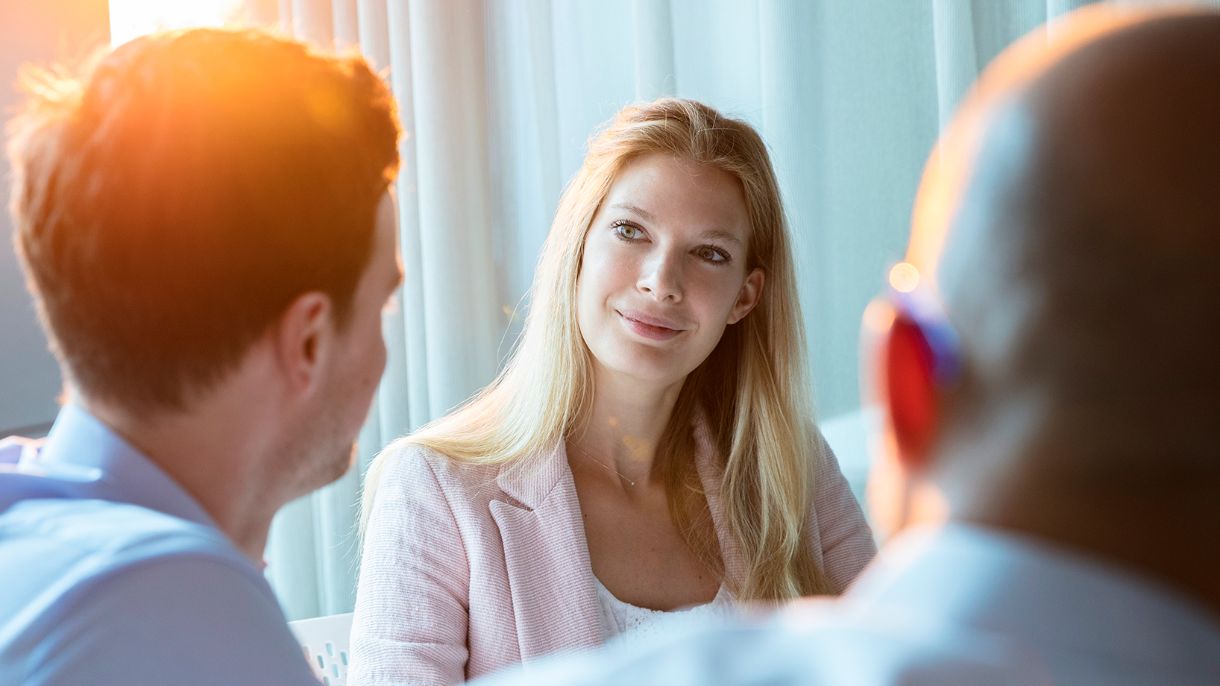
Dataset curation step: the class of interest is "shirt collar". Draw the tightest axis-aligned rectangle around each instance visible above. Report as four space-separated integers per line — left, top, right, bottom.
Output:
33 403 219 530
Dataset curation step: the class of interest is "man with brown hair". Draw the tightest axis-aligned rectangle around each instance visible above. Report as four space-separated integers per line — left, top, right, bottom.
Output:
0 28 401 684
475 6 1220 685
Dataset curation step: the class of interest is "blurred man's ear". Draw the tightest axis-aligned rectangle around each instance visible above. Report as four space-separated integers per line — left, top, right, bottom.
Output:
883 315 940 470
271 291 334 398
865 308 947 540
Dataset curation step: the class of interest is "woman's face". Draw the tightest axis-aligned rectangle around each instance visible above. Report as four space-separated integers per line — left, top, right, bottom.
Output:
576 153 764 388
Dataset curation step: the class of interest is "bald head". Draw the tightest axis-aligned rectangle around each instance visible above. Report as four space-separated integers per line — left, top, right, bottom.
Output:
918 9 1220 490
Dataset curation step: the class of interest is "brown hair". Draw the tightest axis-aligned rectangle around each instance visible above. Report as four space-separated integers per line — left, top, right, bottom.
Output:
7 28 400 411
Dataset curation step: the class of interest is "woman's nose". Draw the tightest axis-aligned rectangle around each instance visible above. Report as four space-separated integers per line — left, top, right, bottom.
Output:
636 249 683 303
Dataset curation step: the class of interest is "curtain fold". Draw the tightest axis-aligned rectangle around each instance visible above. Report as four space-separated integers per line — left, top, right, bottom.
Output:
245 0 1204 621
409 1 502 420
632 0 676 100
332 0 358 48
291 0 331 46
383 1 433 438
756 0 823 393
486 0 561 320
932 0 978 132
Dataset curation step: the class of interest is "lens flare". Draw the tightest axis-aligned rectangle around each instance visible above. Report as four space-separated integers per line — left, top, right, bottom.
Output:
109 0 245 47
887 262 921 294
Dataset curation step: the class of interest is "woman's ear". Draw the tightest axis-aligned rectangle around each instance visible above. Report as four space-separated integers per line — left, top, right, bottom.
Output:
727 268 765 324
882 314 940 470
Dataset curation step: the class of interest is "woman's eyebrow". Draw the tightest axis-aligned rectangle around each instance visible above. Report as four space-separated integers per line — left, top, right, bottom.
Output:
610 203 656 221
700 230 744 246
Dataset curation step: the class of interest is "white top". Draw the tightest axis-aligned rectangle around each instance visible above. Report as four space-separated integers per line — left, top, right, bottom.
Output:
478 523 1220 686
594 578 735 641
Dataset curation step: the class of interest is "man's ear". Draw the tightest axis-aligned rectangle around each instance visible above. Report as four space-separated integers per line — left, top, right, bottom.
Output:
882 314 940 470
271 291 334 396
727 268 765 324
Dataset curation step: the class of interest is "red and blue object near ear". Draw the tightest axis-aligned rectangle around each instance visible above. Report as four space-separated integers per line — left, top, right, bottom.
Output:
885 288 960 452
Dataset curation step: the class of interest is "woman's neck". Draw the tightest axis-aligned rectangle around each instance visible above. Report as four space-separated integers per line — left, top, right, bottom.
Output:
568 367 685 486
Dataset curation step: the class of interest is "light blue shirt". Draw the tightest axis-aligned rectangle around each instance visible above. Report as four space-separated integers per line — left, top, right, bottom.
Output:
475 524 1220 686
0 404 318 685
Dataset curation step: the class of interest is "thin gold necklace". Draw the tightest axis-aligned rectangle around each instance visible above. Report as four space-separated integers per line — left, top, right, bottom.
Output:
573 448 638 488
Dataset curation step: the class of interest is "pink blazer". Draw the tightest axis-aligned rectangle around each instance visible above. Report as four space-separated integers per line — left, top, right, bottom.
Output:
350 419 876 685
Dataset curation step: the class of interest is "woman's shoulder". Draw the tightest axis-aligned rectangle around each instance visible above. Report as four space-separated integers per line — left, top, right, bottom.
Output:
374 436 504 500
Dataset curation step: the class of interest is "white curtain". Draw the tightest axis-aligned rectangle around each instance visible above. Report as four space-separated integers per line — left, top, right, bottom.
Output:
248 0 1210 620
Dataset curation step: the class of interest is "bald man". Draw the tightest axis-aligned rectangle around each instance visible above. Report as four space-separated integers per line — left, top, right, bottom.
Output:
472 6 1220 686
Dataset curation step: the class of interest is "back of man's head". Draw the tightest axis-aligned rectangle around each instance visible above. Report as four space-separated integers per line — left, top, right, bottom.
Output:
879 7 1220 614
7 29 400 413
931 9 1220 492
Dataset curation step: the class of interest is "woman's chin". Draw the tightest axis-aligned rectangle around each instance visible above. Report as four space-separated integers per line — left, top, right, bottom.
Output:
597 355 696 389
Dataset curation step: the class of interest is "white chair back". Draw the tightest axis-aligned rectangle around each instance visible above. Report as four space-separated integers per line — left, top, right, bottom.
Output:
820 407 878 505
289 612 353 686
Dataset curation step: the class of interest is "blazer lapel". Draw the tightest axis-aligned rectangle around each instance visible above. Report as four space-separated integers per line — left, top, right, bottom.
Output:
490 443 604 659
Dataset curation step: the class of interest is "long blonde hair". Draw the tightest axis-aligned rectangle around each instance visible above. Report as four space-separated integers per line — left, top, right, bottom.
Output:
364 98 829 600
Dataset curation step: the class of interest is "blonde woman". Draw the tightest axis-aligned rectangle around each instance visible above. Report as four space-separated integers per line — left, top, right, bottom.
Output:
351 98 875 685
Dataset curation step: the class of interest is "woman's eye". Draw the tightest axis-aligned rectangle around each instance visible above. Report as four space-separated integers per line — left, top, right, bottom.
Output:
697 246 730 264
612 222 644 240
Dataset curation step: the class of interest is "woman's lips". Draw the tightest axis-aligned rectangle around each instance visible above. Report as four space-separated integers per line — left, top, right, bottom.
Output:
617 310 685 341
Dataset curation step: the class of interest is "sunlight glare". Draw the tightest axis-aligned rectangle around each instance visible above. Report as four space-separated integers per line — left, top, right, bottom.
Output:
110 0 245 47
888 262 921 294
